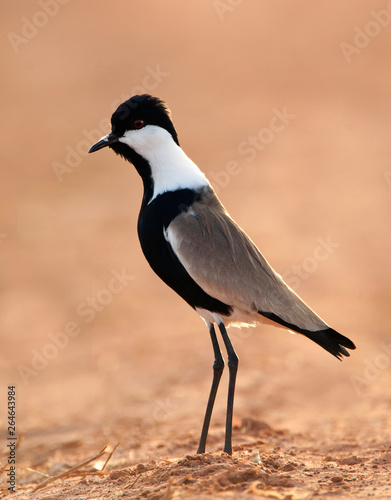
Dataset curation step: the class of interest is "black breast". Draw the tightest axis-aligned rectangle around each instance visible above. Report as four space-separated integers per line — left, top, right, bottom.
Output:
137 189 232 316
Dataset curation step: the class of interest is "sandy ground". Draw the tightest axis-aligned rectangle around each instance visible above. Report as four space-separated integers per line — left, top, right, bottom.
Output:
1 1 391 498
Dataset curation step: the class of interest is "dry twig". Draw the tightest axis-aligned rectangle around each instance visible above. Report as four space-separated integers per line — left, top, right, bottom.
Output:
31 445 108 493
101 442 119 471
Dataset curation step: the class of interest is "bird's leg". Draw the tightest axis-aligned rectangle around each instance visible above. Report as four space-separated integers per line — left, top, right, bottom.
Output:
218 322 239 455
197 323 224 454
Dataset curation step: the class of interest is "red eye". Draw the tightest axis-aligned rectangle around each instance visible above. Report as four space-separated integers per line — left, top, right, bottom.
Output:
133 119 145 129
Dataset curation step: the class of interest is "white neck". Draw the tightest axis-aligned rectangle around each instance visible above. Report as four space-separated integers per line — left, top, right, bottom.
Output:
118 125 210 202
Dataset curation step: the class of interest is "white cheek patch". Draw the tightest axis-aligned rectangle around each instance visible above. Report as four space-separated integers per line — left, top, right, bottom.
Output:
119 125 210 202
118 125 161 153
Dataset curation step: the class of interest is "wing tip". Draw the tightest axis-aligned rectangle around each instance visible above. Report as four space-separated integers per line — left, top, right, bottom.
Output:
258 311 356 360
306 327 356 361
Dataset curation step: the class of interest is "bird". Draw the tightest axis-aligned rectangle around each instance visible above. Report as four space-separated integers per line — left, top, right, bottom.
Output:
88 94 356 455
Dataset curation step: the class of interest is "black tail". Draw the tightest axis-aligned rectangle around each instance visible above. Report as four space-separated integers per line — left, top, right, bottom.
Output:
302 328 356 360
259 312 356 360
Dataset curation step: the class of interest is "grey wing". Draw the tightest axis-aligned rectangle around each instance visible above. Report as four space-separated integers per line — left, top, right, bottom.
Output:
165 191 328 332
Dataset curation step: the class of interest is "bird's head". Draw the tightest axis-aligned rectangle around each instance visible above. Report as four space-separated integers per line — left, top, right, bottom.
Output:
88 94 179 160
89 94 209 202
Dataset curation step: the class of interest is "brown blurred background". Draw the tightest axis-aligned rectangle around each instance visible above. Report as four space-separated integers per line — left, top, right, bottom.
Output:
1 0 391 465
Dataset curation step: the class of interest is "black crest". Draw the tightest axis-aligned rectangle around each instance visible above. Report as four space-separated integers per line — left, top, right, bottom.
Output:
111 94 179 145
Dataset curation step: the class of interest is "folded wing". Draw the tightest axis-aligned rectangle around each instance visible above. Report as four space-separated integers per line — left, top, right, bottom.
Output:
165 187 356 359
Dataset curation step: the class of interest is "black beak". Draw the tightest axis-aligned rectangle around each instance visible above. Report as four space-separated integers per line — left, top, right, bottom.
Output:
88 133 119 153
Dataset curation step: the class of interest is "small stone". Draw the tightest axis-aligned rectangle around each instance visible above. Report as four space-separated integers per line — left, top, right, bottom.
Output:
250 450 262 464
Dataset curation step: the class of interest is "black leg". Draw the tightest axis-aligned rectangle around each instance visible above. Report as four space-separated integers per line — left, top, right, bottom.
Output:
218 322 239 455
197 323 225 454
